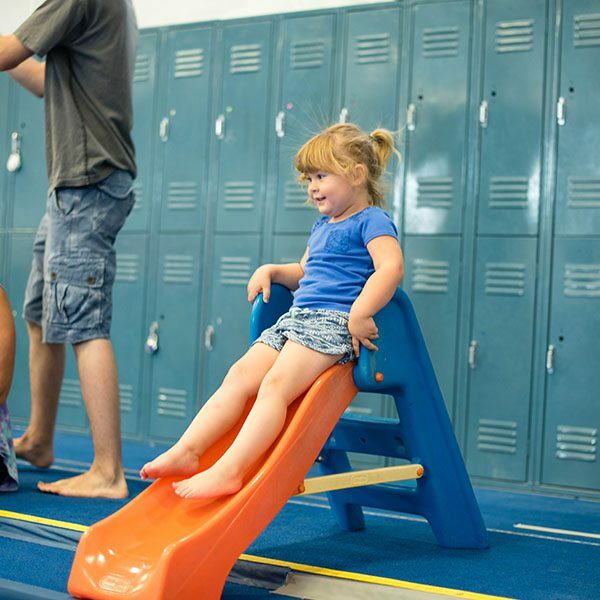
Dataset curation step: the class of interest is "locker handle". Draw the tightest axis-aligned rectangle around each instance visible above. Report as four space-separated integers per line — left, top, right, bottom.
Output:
479 100 488 128
468 340 478 369
204 325 215 351
215 114 225 140
546 344 556 375
145 321 159 354
557 97 566 126
6 132 22 173
275 111 285 138
406 103 416 131
339 107 349 124
159 117 170 142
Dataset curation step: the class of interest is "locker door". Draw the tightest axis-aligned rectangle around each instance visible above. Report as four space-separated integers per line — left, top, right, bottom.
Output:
159 26 213 232
0 76 9 229
466 237 537 481
404 1 471 235
112 234 148 436
9 85 46 229
203 235 260 400
341 6 402 132
477 0 547 236
403 236 461 416
273 14 336 235
554 3 600 235
215 22 272 234
126 32 159 233
149 234 203 441
542 238 600 491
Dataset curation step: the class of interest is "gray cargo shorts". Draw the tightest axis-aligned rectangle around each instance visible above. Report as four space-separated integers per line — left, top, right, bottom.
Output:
254 307 355 364
23 169 135 344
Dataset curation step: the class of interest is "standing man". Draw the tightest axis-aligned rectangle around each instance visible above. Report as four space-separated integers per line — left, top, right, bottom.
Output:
0 0 138 498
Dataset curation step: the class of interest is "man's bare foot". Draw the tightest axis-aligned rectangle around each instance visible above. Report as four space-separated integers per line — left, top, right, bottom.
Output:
172 466 243 499
139 444 201 480
37 469 128 499
15 433 54 469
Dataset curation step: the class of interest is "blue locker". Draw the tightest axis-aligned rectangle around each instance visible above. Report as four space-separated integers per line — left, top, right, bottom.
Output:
149 234 203 441
477 0 547 236
202 234 260 401
215 21 273 234
0 76 9 230
273 14 336 234
159 26 213 232
554 2 600 235
466 237 538 481
542 238 600 491
403 1 471 235
126 31 159 233
403 235 461 417
112 234 149 437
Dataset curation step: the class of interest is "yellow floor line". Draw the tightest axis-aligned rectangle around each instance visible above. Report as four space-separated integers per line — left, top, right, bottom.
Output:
0 510 512 599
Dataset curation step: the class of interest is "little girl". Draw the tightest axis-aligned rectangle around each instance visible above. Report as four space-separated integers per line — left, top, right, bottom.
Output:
140 123 405 499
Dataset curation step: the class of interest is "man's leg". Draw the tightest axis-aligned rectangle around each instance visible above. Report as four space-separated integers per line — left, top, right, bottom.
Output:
14 321 65 468
37 338 128 498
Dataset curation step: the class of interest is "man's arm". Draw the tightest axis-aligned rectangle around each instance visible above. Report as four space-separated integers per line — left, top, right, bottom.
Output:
0 35 44 97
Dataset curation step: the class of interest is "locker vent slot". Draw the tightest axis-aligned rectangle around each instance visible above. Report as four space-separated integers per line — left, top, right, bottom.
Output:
167 182 199 211
157 388 187 418
495 20 534 53
567 177 600 208
477 419 517 454
116 254 140 283
230 44 262 74
134 54 151 83
174 48 204 78
120 384 134 414
354 33 392 64
291 40 326 69
132 181 143 212
284 181 309 210
220 257 252 286
489 176 529 208
224 181 255 210
422 27 459 58
411 259 450 293
416 177 453 208
563 263 600 298
556 425 597 462
163 255 194 284
485 263 526 296
60 379 83 408
573 13 600 48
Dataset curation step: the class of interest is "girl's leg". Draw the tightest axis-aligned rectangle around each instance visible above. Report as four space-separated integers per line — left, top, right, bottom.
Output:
140 342 279 480
173 340 342 498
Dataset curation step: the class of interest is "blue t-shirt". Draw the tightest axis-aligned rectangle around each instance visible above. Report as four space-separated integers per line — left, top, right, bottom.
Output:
292 206 398 312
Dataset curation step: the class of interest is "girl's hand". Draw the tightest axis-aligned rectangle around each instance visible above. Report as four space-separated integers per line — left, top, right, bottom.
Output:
247 265 272 303
348 312 379 356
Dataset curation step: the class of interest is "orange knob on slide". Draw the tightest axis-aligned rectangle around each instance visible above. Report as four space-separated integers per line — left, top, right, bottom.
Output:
375 372 384 382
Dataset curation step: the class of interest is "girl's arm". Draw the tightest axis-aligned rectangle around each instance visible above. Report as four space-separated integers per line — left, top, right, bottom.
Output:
247 248 309 303
349 236 404 355
0 288 16 406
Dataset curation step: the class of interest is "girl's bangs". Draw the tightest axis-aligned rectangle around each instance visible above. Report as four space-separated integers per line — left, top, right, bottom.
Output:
296 136 343 178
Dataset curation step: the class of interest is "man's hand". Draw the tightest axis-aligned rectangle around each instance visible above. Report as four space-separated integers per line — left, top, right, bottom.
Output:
247 265 273 304
348 312 379 357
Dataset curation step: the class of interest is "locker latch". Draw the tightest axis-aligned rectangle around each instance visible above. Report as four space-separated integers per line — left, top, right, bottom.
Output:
145 321 159 354
468 340 478 369
546 344 556 374
6 132 22 173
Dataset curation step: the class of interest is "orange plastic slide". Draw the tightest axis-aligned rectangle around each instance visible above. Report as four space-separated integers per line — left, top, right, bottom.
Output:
68 363 358 600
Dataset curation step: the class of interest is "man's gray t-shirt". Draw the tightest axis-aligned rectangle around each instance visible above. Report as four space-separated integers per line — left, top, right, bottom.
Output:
15 0 138 191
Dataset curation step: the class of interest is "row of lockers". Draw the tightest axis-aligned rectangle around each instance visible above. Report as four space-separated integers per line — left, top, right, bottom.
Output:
0 0 598 496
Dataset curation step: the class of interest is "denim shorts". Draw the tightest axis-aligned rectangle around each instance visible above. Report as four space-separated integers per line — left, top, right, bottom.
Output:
23 169 135 344
254 307 355 364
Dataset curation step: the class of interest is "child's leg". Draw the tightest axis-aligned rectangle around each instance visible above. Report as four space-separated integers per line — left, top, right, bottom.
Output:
140 343 279 479
173 340 342 498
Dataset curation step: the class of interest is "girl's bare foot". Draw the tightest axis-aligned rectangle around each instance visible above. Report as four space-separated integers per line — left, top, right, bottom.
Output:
139 444 201 480
14 433 54 469
172 466 243 499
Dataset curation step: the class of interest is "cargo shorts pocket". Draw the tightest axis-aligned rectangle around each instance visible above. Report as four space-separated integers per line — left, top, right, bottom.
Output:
45 256 105 329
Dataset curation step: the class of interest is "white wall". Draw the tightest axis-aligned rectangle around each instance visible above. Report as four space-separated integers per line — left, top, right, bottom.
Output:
2 0 394 32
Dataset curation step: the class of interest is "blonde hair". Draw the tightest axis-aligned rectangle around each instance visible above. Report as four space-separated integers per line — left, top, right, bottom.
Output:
295 123 399 207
